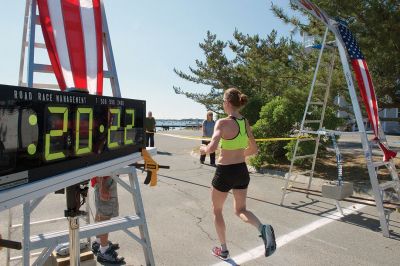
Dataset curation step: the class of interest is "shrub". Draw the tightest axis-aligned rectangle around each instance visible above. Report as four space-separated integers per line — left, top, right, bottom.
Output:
252 96 303 164
251 96 344 168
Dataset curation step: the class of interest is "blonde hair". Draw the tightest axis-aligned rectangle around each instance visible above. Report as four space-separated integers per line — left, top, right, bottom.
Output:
224 88 248 108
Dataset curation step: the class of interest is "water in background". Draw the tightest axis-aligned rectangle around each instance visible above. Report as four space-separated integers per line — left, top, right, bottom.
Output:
155 119 202 131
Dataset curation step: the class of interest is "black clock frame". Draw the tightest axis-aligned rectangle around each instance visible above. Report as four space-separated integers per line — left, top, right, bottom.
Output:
0 84 145 191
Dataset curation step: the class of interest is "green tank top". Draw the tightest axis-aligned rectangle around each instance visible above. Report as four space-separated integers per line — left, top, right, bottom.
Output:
220 116 249 150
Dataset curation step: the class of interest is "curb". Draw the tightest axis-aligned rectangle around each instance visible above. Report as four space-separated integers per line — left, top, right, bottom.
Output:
259 168 376 199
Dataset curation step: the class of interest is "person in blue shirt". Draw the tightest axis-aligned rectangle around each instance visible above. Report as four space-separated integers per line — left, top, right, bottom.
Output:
200 111 216 166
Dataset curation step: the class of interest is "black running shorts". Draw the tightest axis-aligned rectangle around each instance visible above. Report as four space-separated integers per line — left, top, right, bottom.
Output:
212 162 250 192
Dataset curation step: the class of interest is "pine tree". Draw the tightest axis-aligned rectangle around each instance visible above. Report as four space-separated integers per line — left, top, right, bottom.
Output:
272 0 400 113
173 30 318 124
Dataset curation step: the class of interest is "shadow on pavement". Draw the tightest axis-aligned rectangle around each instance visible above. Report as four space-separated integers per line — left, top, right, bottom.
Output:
157 150 172 156
223 258 240 266
284 196 400 241
157 172 400 243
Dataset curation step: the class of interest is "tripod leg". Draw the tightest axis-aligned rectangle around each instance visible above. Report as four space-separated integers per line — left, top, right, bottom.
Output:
65 185 81 266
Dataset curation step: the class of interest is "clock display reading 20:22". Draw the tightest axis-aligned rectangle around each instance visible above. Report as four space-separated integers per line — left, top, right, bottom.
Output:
0 84 145 190
43 105 135 161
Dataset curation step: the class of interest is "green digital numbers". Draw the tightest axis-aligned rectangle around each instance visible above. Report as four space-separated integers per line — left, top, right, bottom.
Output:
45 106 68 161
107 108 121 149
44 105 135 161
124 109 135 145
75 107 93 155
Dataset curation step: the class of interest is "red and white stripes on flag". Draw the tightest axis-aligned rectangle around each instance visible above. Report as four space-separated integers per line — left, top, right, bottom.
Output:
37 0 103 95
337 22 396 161
351 59 397 161
292 0 330 27
352 59 379 136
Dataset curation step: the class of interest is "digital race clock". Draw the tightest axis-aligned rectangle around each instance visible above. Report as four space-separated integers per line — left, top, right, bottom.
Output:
0 84 145 191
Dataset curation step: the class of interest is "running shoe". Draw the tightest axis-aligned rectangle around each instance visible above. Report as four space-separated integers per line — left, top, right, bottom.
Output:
211 246 229 261
92 241 120 255
260 224 276 257
97 247 126 265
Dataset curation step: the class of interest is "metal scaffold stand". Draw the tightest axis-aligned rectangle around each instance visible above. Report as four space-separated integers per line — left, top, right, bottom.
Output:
2 160 155 266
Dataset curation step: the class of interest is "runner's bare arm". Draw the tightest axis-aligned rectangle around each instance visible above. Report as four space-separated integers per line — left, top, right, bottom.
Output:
244 120 258 157
200 120 222 154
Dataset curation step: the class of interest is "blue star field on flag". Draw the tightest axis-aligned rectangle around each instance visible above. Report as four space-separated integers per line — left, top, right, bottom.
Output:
337 22 365 60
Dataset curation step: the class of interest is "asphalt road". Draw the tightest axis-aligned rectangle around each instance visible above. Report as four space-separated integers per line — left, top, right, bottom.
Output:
0 129 399 265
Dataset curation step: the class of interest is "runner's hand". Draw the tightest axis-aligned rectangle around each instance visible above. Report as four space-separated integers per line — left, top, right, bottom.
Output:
200 144 207 155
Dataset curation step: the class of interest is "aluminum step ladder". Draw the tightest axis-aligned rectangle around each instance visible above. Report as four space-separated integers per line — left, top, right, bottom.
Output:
5 0 156 265
280 28 336 202
335 24 400 237
280 27 400 238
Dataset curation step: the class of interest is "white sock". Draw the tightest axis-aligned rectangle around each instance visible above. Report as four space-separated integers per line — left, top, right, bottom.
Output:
221 244 228 252
100 244 109 254
259 224 264 233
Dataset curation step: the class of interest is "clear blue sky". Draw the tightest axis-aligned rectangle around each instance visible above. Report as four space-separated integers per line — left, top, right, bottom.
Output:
0 0 298 119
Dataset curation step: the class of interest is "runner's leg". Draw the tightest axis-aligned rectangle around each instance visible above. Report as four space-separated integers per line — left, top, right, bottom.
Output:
232 188 261 229
211 187 229 246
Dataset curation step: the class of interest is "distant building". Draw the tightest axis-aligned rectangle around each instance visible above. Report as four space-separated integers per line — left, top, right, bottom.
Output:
380 108 400 134
335 95 400 135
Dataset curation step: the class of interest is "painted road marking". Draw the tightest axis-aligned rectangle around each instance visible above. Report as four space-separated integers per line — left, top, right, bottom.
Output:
157 133 207 141
212 203 365 266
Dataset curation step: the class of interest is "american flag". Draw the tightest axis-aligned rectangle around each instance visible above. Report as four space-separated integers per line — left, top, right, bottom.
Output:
337 21 396 161
37 0 103 95
292 0 329 26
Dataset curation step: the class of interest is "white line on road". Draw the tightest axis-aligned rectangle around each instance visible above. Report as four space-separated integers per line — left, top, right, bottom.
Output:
212 203 366 266
157 133 206 141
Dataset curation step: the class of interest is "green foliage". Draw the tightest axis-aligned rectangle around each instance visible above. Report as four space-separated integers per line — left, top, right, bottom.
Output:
241 96 264 125
172 3 369 168
250 96 344 166
283 105 344 166
254 96 304 136
272 0 400 109
284 139 316 165
252 96 304 163
174 30 316 118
